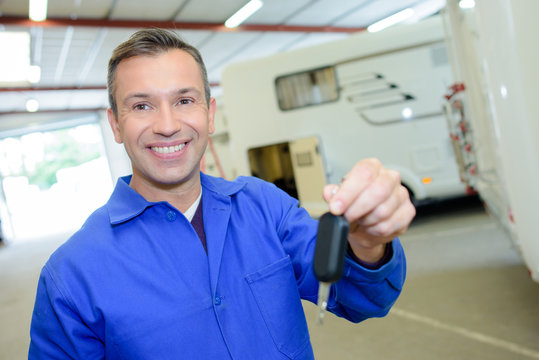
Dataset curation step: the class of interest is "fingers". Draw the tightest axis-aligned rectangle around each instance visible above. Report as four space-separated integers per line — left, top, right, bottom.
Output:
327 158 381 215
328 159 400 220
344 168 400 222
323 158 415 249
358 183 407 227
322 183 339 203
348 202 415 253
359 192 416 239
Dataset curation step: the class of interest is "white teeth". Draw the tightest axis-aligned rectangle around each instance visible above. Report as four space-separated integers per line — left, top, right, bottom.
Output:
151 143 185 154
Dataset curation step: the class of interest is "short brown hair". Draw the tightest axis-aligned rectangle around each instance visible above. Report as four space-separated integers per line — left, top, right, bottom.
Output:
107 28 210 117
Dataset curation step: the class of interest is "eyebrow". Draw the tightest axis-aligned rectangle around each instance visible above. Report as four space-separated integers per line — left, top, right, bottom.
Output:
175 87 202 97
123 87 202 104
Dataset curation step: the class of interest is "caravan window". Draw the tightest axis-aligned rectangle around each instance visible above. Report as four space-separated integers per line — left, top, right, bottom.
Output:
275 66 339 111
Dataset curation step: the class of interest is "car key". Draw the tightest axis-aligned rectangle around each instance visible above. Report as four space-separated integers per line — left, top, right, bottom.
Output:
313 212 349 325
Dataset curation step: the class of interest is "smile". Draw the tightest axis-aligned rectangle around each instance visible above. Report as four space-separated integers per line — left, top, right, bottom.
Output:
151 143 186 154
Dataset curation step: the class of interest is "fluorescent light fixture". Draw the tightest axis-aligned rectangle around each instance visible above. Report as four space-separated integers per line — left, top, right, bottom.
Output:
26 99 40 112
28 65 41 83
0 31 31 84
367 8 415 33
402 0 445 24
459 0 476 9
225 0 263 28
29 0 48 22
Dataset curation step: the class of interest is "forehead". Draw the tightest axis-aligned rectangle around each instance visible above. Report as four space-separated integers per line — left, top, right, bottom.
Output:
117 49 200 75
114 49 204 95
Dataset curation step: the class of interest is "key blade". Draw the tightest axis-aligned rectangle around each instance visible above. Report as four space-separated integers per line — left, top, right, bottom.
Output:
317 308 325 325
317 282 330 310
316 282 330 325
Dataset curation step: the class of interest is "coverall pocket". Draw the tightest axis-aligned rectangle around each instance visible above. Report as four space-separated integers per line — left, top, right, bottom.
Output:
245 255 311 359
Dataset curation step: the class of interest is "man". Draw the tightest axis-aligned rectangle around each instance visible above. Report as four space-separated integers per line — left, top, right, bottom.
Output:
29 29 415 359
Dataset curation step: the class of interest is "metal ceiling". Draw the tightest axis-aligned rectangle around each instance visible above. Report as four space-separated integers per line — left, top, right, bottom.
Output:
0 0 438 120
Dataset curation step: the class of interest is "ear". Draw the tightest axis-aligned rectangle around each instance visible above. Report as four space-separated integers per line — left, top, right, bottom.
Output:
208 97 216 135
107 108 123 144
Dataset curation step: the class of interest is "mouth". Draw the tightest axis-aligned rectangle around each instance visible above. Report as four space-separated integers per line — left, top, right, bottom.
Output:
150 142 187 154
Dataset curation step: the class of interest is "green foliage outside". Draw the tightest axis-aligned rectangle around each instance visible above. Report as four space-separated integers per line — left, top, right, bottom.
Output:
20 128 102 190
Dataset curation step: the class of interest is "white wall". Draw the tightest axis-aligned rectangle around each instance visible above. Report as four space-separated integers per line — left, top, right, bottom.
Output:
98 111 132 183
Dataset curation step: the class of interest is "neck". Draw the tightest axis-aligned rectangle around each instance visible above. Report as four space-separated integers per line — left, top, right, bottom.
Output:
129 173 202 213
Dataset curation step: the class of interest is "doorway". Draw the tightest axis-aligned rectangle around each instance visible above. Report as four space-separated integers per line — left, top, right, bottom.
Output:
247 136 328 217
0 122 113 242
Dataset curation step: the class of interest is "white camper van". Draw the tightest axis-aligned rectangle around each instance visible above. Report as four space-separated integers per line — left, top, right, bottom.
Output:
222 16 466 216
442 0 539 282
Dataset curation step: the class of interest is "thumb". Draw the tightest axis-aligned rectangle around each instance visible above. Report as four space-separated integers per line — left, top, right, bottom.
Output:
322 184 339 203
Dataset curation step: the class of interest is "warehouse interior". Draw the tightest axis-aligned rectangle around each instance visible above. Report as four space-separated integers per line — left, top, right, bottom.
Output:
1 0 538 359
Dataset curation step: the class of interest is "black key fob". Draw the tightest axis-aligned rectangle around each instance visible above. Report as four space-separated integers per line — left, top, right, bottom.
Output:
313 212 349 283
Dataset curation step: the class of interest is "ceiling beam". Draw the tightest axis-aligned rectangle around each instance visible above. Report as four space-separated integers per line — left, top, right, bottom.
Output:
0 16 366 33
0 86 107 92
0 82 221 92
0 107 107 116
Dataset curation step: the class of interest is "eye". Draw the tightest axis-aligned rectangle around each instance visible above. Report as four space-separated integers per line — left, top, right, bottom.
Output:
178 98 194 105
133 103 150 111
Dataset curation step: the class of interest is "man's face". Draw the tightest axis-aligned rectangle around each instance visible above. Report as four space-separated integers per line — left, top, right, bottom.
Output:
108 49 215 193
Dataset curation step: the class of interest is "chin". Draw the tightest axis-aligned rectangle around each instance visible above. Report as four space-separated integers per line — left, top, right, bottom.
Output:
155 171 197 186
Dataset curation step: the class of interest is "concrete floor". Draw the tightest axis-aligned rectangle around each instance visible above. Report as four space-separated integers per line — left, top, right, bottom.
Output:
307 197 539 359
1 197 538 359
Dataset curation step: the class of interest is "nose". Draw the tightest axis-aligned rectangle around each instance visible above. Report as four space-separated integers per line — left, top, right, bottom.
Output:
152 105 182 136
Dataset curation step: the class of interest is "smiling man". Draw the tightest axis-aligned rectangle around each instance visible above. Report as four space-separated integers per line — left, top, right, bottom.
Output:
29 29 414 359
108 48 215 213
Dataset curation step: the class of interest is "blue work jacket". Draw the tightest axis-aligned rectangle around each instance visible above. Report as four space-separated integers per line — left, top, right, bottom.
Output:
29 173 406 359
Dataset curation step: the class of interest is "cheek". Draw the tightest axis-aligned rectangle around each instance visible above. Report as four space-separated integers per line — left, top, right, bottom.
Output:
184 114 210 135
123 118 150 142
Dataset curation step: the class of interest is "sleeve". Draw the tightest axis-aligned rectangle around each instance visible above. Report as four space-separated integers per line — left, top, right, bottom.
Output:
330 238 406 322
272 183 406 323
28 265 105 360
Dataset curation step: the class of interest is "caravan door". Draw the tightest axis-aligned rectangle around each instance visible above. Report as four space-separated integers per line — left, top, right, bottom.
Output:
289 136 327 217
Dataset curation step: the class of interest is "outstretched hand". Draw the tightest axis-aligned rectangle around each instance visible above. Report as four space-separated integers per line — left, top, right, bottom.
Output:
322 158 416 263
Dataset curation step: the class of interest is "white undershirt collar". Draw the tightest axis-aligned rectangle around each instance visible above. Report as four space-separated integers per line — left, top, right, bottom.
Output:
183 190 202 222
